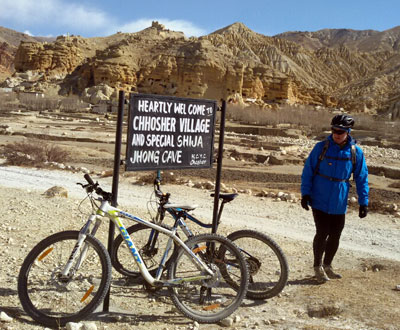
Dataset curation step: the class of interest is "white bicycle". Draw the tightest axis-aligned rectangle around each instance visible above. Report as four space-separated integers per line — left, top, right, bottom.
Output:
18 174 249 328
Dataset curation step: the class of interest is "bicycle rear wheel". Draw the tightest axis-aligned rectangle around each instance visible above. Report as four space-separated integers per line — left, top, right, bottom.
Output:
227 229 289 299
111 223 178 278
18 231 112 328
168 233 249 323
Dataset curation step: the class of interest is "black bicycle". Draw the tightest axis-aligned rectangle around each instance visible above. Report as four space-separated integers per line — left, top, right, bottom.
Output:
111 177 289 300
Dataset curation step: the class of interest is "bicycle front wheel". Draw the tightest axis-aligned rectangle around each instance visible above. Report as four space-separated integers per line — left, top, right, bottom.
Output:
168 233 249 323
227 229 289 300
18 231 112 328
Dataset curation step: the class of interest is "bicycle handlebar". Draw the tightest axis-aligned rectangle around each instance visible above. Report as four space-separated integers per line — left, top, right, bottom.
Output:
84 173 95 186
81 174 113 202
153 177 170 202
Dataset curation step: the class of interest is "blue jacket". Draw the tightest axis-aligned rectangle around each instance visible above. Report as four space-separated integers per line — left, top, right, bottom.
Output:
301 134 369 214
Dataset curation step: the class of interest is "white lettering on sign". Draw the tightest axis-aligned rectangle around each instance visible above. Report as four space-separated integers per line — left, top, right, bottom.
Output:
161 150 182 164
130 150 160 165
137 100 173 114
145 134 175 147
179 118 211 133
133 116 176 132
190 153 207 166
188 104 205 116
131 133 145 146
174 103 186 114
177 135 203 148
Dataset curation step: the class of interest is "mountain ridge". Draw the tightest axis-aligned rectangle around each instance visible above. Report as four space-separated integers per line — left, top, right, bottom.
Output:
1 23 399 117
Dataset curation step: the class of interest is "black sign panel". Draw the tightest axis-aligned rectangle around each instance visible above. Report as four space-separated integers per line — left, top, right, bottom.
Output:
126 94 217 171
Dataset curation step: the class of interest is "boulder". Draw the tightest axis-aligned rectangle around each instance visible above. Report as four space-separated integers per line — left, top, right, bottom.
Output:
82 84 115 104
43 186 68 198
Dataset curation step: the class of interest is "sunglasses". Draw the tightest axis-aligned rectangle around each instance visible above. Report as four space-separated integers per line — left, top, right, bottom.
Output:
331 128 347 135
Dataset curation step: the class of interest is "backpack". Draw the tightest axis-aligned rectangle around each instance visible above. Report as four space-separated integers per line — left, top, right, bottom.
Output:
313 139 356 182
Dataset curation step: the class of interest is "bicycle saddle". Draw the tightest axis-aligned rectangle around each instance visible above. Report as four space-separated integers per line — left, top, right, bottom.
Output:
163 203 198 211
210 193 238 203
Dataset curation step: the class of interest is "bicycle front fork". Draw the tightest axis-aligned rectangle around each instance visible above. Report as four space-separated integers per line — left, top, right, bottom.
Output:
61 215 98 278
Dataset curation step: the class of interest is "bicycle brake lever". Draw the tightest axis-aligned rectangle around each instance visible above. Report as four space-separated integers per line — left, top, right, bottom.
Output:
77 182 91 189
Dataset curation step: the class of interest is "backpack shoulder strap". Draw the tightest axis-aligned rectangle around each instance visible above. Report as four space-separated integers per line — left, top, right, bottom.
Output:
313 139 329 176
351 144 357 180
351 144 356 167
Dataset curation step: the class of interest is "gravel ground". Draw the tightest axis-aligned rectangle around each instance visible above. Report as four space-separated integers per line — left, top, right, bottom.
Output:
1 165 400 330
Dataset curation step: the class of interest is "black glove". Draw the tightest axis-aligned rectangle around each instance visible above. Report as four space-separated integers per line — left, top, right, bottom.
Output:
359 205 368 218
301 195 312 211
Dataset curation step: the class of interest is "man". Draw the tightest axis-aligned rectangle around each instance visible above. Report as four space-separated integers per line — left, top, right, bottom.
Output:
301 114 369 283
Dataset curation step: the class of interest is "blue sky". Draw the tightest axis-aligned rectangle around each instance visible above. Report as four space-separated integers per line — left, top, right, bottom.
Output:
1 0 399 38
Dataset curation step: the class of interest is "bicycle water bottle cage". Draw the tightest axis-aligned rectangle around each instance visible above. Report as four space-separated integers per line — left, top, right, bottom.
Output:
210 193 238 203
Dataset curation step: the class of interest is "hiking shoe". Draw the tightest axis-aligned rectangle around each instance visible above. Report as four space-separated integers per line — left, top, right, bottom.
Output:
323 265 342 279
314 266 329 284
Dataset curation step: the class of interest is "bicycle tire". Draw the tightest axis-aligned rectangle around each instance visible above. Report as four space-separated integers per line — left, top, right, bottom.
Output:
226 229 289 299
111 223 178 278
18 231 112 328
168 233 249 323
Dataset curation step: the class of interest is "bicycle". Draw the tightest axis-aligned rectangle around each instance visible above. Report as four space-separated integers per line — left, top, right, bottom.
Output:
18 174 249 328
111 176 289 300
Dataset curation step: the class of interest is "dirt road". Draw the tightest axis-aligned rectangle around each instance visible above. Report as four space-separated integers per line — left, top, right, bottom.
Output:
0 165 399 330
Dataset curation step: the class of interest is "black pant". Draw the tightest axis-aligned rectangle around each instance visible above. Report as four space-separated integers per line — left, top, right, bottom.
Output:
312 208 345 267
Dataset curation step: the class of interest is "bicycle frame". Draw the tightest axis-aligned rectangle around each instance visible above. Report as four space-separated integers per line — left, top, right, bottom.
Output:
65 197 215 288
166 208 211 238
153 195 230 243
152 178 228 240
140 187 247 270
134 208 207 271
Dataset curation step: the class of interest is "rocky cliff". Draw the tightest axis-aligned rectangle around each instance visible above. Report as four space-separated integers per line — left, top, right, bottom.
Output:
0 42 14 76
2 22 400 116
0 26 54 81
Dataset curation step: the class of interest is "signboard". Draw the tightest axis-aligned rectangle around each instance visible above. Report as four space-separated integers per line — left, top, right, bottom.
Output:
126 94 217 171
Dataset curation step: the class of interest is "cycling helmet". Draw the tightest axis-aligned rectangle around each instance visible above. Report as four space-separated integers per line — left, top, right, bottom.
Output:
331 114 354 129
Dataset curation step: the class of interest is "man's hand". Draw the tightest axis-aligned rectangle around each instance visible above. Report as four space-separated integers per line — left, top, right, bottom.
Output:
301 195 312 211
359 205 368 218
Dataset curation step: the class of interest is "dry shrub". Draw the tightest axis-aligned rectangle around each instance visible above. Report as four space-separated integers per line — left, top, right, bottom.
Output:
307 302 344 318
0 92 19 111
60 96 91 112
45 144 70 163
368 200 387 213
0 92 18 103
360 260 387 272
136 171 179 185
389 182 400 189
2 142 70 167
18 93 59 111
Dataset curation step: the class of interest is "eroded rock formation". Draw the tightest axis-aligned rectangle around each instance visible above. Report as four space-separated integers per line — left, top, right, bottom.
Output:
2 22 400 115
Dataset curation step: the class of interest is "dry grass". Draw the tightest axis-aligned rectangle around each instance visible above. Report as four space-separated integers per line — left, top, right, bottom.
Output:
136 171 180 185
0 92 91 112
0 91 19 111
18 93 60 111
1 142 70 167
354 113 400 136
226 104 332 132
60 96 91 112
226 103 400 137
